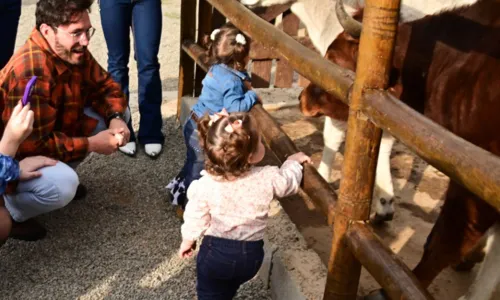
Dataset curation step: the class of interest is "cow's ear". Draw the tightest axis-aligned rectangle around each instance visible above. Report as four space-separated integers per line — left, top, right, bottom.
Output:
350 45 359 62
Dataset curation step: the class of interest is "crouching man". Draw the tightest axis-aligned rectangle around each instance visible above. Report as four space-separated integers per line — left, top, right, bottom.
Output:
0 0 131 241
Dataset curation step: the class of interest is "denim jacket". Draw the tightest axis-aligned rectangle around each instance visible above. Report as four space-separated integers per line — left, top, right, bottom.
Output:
0 154 19 194
192 64 258 117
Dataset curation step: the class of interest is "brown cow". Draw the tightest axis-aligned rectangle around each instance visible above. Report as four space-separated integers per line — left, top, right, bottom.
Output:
299 0 500 294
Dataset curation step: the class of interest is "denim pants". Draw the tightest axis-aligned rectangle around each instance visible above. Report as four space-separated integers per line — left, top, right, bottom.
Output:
0 0 21 69
99 0 164 145
3 108 130 222
181 116 205 192
196 236 265 300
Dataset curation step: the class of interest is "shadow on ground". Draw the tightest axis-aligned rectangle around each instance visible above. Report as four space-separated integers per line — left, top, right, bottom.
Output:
0 114 270 300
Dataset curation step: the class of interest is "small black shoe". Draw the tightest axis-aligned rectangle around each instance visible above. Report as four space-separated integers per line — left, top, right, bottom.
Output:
73 184 88 201
9 219 47 241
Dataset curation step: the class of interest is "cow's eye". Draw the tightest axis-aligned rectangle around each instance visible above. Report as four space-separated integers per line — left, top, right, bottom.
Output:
312 86 323 96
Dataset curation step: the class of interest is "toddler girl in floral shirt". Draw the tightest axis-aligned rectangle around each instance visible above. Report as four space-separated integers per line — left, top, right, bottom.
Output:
178 109 310 299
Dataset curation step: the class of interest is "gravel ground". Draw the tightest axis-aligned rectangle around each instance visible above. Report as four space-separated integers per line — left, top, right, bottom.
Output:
0 1 272 299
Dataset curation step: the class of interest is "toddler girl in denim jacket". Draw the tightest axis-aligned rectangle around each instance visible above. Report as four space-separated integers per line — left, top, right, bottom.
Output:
166 23 260 214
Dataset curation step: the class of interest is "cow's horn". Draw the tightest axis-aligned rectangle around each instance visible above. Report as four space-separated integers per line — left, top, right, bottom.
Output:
336 0 362 38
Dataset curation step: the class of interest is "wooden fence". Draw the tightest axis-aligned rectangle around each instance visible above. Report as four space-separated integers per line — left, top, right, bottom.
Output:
177 0 500 299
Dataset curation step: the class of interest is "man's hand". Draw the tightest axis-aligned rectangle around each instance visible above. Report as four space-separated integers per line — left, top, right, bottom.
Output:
88 129 124 155
109 118 130 146
19 156 57 181
178 240 197 259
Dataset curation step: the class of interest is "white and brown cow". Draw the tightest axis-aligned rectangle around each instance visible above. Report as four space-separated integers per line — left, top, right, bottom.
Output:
240 0 479 222
299 0 500 297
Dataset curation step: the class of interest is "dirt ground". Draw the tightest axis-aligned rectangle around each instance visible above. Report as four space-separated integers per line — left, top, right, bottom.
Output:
263 104 479 299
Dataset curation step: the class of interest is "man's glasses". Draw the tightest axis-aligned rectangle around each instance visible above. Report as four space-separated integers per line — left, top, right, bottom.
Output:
55 27 96 42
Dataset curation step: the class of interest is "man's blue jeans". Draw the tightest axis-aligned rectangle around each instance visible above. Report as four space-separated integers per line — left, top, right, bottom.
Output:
0 0 21 69
99 0 164 145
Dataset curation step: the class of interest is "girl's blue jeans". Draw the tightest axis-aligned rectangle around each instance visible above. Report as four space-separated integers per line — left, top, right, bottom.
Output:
181 115 205 196
196 236 265 300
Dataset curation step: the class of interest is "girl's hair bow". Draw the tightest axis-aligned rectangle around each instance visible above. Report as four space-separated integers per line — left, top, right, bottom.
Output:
210 29 221 41
224 119 243 133
208 108 243 133
208 108 229 126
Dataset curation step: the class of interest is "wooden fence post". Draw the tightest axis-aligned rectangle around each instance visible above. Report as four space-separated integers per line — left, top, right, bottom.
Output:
176 0 197 121
324 0 401 299
194 0 214 97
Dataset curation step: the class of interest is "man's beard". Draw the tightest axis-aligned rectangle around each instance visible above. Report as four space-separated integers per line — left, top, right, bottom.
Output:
54 37 86 65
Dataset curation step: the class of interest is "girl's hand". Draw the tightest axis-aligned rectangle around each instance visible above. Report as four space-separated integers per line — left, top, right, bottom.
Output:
243 80 253 90
5 102 34 144
19 156 57 181
254 94 263 105
178 240 197 259
0 102 34 157
287 152 312 164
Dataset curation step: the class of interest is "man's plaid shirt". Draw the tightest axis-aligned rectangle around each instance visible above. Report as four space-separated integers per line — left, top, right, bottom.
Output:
0 28 127 163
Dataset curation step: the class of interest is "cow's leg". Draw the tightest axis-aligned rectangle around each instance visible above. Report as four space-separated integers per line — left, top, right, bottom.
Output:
372 131 396 223
318 116 346 182
459 222 500 300
413 182 498 288
452 230 488 272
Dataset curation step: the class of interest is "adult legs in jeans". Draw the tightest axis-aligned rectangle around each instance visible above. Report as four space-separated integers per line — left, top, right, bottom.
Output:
99 0 136 156
0 0 22 69
3 108 109 241
100 0 164 158
133 0 164 155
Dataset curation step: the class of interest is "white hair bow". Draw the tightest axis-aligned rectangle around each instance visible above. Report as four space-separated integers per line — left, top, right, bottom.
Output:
210 29 221 41
235 33 246 45
207 108 243 133
208 108 229 126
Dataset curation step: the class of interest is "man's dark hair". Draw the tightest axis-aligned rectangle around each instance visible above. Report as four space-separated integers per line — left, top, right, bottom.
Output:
36 0 94 30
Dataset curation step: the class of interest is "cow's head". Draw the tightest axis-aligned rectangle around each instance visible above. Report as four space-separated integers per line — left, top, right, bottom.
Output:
298 0 362 120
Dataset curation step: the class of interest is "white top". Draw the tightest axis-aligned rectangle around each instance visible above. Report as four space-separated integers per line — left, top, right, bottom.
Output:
181 160 304 241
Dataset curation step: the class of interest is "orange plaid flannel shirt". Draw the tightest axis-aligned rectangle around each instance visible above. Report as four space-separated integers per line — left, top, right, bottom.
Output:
0 28 127 163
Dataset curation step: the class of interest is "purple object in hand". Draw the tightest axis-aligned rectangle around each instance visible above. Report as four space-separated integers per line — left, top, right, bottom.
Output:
21 76 37 106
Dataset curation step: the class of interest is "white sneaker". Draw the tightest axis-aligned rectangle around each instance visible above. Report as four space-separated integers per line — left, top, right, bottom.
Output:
119 141 136 157
145 143 162 158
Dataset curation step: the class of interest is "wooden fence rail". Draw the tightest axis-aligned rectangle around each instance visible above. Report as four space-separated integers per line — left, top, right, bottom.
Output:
181 40 337 224
202 0 500 213
178 0 500 299
346 223 434 300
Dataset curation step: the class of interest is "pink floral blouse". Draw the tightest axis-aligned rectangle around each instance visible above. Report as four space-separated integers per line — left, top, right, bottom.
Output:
181 160 304 242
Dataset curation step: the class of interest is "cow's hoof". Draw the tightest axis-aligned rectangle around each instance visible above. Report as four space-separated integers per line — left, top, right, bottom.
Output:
364 289 389 300
453 260 479 272
371 212 394 225
453 246 485 272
